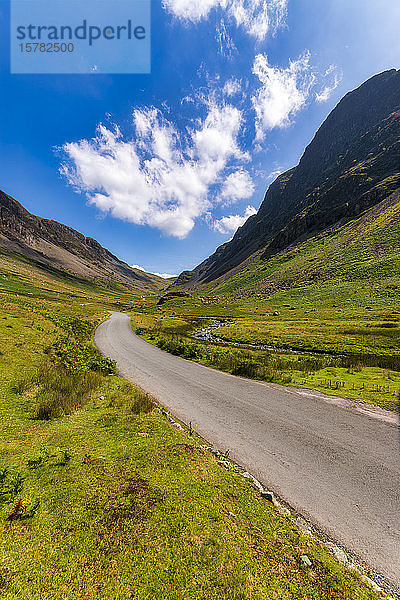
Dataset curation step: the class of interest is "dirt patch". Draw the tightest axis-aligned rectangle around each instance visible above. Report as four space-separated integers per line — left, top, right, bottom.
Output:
101 472 162 527
169 443 205 456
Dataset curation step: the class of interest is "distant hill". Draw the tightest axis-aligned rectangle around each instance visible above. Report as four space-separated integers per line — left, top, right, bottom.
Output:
0 189 165 291
175 69 400 288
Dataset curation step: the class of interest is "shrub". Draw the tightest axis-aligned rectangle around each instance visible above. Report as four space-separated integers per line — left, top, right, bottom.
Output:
33 361 102 420
100 380 154 415
47 336 117 375
231 360 259 378
0 469 24 504
40 313 94 340
157 336 200 359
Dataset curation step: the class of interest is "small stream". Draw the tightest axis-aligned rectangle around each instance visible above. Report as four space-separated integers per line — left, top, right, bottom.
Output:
191 320 339 358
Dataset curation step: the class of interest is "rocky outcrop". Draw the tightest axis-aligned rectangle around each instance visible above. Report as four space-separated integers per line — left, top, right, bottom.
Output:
157 291 192 305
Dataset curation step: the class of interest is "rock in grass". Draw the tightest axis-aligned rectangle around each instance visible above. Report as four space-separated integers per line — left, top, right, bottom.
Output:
301 555 312 567
360 575 382 593
295 516 311 533
275 503 291 516
242 472 264 492
325 542 348 564
260 490 274 502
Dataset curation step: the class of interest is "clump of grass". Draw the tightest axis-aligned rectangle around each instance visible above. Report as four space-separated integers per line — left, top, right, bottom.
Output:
129 389 154 414
10 379 29 395
32 361 102 420
0 468 24 505
0 467 40 522
157 336 200 359
105 380 154 415
27 445 71 468
7 496 40 521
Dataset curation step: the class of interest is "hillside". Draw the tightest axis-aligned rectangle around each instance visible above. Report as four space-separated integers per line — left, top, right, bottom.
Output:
0 189 165 291
175 69 400 288
207 188 400 300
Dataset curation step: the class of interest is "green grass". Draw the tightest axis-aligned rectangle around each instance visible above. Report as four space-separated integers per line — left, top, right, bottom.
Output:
0 258 382 598
205 192 400 300
214 317 400 358
131 314 400 411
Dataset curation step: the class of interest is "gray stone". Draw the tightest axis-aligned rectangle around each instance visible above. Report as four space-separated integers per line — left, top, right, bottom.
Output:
360 575 382 593
243 473 263 492
275 503 291 516
325 542 348 564
301 555 312 567
295 516 311 533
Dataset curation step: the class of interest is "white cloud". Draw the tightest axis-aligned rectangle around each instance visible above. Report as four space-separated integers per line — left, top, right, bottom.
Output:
316 69 342 102
61 102 246 239
216 19 237 57
163 0 288 40
252 51 316 140
219 169 255 204
163 0 220 21
324 64 335 76
154 272 177 279
132 265 177 279
267 168 282 181
223 77 242 97
214 204 257 234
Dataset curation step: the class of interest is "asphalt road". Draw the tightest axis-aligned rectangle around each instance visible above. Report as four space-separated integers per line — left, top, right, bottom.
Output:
95 311 400 587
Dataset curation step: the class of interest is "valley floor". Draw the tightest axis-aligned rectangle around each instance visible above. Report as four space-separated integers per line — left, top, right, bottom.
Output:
131 302 400 412
0 256 385 599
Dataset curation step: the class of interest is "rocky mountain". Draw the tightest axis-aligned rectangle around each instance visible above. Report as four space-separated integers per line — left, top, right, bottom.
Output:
175 69 400 288
0 189 165 291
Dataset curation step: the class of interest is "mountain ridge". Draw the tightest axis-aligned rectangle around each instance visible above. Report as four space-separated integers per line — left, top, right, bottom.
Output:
175 69 400 288
0 189 165 291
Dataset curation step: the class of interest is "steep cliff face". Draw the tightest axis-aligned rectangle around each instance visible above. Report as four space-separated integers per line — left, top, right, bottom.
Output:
0 190 164 290
175 69 400 288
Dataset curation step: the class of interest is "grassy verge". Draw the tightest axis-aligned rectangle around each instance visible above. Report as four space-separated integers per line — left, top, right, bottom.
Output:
0 286 382 598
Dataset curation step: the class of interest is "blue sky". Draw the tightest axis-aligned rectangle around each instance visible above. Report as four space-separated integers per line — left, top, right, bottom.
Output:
1 0 400 277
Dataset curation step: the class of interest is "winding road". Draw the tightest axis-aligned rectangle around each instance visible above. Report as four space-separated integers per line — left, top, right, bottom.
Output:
95 311 400 588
